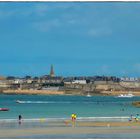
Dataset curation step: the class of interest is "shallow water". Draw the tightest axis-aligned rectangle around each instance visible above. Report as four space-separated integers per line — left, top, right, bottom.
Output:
16 133 140 139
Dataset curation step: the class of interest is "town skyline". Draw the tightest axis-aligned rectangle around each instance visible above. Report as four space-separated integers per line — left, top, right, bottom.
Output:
0 2 140 77
1 64 140 80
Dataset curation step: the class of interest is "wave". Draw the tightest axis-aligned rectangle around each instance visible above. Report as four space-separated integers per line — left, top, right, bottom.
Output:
15 100 131 104
16 101 74 104
77 116 130 122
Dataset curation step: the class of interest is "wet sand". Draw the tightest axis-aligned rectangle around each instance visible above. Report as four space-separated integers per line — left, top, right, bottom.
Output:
1 127 140 138
1 121 140 138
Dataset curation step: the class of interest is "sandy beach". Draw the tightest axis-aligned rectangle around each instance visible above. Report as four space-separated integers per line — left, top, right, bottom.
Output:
1 121 140 138
2 89 65 95
2 89 140 96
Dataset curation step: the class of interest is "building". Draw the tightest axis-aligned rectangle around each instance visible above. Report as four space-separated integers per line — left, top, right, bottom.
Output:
120 77 138 82
72 80 87 84
50 65 55 77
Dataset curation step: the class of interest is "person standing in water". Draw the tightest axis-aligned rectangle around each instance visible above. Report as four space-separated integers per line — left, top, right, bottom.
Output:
18 115 22 124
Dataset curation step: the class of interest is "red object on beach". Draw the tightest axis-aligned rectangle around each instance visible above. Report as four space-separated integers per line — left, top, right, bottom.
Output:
0 108 9 111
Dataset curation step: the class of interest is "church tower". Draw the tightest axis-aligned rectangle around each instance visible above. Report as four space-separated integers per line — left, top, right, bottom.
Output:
50 65 55 77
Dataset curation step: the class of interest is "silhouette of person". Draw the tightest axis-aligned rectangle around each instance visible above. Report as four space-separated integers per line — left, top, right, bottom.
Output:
18 115 22 124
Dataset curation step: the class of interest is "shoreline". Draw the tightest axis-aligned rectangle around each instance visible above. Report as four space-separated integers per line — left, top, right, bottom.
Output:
0 116 130 122
2 89 65 95
101 90 140 96
2 89 140 96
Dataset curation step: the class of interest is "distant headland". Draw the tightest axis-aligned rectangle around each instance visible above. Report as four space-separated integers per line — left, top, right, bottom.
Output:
1 65 140 96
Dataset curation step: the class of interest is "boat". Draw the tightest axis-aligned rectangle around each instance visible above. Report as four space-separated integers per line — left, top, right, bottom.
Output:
86 93 92 97
117 93 134 98
16 100 24 103
0 108 9 111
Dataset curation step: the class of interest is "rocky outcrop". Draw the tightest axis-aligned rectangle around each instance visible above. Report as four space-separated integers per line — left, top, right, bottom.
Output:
132 101 140 107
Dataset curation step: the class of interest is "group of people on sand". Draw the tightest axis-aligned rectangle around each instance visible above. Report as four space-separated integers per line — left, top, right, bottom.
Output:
129 114 140 122
18 114 77 125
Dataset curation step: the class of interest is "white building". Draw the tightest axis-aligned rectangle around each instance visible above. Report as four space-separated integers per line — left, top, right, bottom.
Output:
72 80 86 84
120 77 138 82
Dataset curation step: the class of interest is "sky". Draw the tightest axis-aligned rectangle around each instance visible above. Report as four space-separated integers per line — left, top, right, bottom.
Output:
0 2 140 77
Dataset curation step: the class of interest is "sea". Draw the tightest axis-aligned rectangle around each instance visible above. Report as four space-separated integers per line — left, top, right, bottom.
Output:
1 94 140 138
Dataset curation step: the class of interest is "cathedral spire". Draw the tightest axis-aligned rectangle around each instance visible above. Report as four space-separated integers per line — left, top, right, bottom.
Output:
50 65 55 77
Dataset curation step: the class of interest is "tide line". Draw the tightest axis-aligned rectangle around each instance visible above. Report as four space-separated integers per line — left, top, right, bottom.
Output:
0 116 130 123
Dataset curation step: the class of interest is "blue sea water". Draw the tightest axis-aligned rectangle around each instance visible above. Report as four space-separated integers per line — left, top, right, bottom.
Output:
0 94 140 120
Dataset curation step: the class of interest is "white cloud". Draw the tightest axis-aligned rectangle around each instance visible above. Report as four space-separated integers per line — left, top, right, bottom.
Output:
0 3 116 36
0 3 48 19
33 18 61 32
88 27 112 37
0 7 33 19
33 4 48 16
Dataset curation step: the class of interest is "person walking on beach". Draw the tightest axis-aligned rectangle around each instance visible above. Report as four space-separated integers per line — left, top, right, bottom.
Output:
129 115 133 122
71 113 77 127
71 113 75 122
18 115 22 124
74 114 77 121
71 113 77 121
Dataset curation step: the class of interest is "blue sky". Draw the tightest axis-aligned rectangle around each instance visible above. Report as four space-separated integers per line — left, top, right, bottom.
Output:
0 2 140 77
